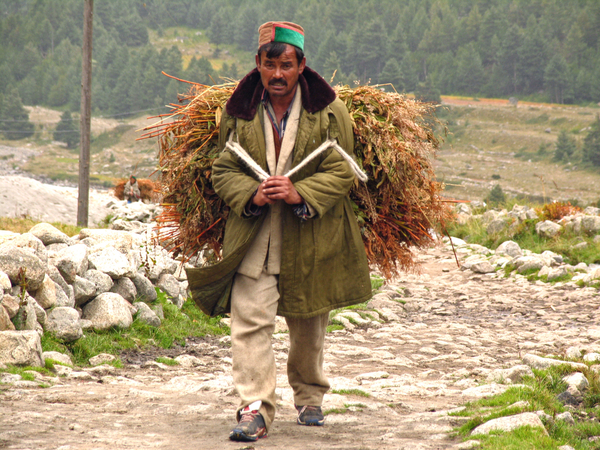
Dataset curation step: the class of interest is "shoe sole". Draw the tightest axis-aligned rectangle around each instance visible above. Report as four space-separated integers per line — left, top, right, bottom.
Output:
229 430 267 442
297 419 325 426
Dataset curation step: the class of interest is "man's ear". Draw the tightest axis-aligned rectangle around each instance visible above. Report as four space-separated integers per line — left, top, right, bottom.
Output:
255 53 261 69
298 56 306 74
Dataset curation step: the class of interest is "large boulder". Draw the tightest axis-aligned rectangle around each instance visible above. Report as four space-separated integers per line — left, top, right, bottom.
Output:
0 245 46 291
83 269 114 296
54 244 89 284
10 233 48 265
496 240 523 258
131 273 157 303
133 302 161 327
88 248 134 279
471 412 547 436
0 304 15 331
158 273 182 299
45 307 83 342
0 330 44 367
82 293 133 330
535 220 562 238
110 277 137 303
1 295 19 319
34 274 57 309
79 229 135 254
29 222 71 245
582 216 600 235
73 276 97 306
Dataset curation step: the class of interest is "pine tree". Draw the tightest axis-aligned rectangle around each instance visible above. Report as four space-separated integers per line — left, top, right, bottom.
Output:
583 116 600 166
544 54 570 104
553 130 576 162
379 58 403 91
455 44 484 95
1 87 34 140
53 110 80 149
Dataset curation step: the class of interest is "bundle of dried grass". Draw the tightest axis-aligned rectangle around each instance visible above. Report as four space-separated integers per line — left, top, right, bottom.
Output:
140 80 449 278
113 178 161 202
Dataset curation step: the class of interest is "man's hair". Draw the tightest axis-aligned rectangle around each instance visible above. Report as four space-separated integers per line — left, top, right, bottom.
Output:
257 41 304 64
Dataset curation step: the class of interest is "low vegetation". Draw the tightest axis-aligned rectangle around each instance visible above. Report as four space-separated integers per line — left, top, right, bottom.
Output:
41 290 229 367
452 363 600 449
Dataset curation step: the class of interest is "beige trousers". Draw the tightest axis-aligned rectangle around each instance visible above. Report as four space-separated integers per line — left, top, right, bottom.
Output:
230 268 330 430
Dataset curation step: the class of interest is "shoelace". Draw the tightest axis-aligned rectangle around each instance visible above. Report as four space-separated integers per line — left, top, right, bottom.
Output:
239 411 259 423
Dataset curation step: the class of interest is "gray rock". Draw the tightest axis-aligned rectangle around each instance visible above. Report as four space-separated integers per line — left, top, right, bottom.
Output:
496 240 522 258
110 219 147 232
0 330 44 367
535 220 562 238
42 351 73 366
110 277 137 303
82 293 133 330
584 207 600 216
556 412 575 425
131 273 157 302
523 353 587 371
54 282 74 308
471 412 547 436
0 270 11 290
83 269 114 296
153 304 164 320
34 274 57 309
31 297 46 326
1 294 19 318
470 261 495 274
487 365 534 384
10 233 48 265
557 386 582 406
558 446 576 450
582 215 600 234
55 244 89 284
0 245 46 291
0 304 15 331
47 266 69 297
73 275 97 306
13 296 39 331
547 266 569 281
487 219 508 235
89 353 116 366
514 256 545 274
45 307 83 342
562 372 589 391
133 302 161 327
79 229 135 253
583 353 600 363
29 222 71 245
158 273 181 299
88 247 134 279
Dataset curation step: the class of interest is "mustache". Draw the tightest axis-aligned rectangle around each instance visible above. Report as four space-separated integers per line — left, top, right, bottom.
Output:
269 79 287 86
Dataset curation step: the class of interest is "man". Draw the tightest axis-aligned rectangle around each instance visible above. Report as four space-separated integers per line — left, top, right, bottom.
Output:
123 175 140 203
209 21 371 442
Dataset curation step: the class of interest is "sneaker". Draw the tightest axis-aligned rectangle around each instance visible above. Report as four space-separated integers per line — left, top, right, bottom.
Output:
296 405 325 426
229 406 267 442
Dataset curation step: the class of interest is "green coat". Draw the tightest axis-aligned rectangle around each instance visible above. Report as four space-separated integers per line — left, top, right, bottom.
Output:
186 68 372 318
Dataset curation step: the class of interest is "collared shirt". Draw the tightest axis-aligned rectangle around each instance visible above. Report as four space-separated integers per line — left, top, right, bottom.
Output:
261 88 296 142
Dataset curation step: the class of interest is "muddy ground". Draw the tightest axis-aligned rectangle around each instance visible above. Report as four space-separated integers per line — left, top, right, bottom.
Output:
2 243 598 450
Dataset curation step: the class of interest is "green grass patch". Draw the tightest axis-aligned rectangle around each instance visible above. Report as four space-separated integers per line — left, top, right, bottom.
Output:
41 290 229 366
331 388 371 398
155 357 179 366
0 216 81 236
324 407 348 415
0 365 55 379
370 274 385 291
454 362 600 449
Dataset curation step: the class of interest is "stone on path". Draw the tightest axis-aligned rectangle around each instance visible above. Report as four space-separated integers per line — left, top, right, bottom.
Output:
523 353 587 371
43 351 73 366
471 412 547 436
29 223 71 245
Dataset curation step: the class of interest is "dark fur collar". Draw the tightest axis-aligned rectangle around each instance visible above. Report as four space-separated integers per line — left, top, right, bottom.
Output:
226 66 336 120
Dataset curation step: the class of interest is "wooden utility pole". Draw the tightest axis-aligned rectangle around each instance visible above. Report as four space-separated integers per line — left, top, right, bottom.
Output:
78 0 93 227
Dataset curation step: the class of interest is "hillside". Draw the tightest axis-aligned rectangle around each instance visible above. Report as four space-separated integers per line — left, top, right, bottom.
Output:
437 97 600 205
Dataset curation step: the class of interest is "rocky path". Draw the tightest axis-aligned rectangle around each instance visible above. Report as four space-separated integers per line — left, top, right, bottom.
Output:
2 242 599 450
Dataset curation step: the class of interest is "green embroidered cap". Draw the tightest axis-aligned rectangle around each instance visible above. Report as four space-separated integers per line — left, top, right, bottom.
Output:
258 21 305 51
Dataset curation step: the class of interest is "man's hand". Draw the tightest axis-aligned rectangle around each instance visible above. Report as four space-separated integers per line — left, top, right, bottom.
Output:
252 176 303 206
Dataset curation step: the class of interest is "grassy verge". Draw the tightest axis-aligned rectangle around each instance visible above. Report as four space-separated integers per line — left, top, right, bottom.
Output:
40 290 229 366
453 363 600 449
447 204 600 267
0 216 82 236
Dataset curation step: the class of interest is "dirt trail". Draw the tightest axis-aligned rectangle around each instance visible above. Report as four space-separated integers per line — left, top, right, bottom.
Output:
2 242 597 450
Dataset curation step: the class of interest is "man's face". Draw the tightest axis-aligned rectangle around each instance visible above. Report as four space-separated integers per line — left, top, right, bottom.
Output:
255 44 306 100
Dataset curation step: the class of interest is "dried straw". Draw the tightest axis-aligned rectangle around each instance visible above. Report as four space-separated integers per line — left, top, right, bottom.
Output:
140 80 450 278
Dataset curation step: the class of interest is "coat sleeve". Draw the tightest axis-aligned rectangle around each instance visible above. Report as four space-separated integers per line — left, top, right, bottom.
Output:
293 100 356 218
212 112 261 218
